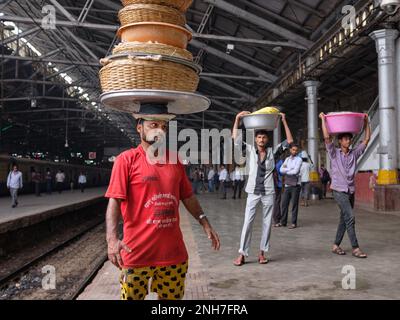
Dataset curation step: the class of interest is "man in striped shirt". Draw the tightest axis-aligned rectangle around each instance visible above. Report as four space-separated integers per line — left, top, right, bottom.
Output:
232 111 294 266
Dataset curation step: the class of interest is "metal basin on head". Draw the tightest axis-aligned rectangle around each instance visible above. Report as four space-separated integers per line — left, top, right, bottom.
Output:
242 113 280 131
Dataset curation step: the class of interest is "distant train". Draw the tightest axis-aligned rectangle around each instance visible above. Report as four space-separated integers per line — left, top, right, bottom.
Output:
0 155 111 196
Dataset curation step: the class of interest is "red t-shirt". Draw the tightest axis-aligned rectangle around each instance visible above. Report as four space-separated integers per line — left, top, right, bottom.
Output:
105 145 193 268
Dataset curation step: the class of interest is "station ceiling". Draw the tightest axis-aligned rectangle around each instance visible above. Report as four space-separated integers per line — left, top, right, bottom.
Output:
0 0 392 156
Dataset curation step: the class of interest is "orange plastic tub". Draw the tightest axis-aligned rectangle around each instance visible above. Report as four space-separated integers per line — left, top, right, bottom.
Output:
118 22 192 49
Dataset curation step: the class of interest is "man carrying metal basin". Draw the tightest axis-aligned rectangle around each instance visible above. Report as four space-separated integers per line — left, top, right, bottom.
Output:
319 112 371 258
232 109 294 266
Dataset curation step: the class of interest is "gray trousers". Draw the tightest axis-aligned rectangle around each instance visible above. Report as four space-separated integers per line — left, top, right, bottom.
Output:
10 188 19 206
238 193 274 256
281 185 301 226
333 191 359 248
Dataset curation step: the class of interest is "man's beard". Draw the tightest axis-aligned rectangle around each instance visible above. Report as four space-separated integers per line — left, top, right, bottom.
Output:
142 129 166 145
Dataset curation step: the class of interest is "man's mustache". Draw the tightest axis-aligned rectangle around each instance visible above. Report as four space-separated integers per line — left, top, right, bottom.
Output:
145 129 166 142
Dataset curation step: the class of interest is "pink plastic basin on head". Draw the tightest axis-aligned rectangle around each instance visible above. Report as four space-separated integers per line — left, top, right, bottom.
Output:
325 112 365 135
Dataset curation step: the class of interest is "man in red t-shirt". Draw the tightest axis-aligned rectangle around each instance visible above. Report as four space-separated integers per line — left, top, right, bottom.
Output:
105 103 220 300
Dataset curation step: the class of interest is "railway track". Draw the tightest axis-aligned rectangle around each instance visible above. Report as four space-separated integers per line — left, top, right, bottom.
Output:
0 220 108 300
69 252 108 300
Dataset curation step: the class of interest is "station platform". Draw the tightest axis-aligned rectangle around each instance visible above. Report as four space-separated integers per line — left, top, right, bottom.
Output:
0 187 107 234
78 192 400 300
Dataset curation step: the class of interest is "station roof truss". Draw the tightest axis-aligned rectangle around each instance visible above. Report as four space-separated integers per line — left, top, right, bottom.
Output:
0 0 397 153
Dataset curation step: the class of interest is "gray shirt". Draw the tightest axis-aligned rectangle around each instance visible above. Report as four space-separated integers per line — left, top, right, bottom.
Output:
237 140 288 195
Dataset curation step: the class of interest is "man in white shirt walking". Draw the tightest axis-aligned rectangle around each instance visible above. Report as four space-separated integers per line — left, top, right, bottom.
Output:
207 166 215 192
55 170 65 194
78 172 87 193
232 165 245 199
299 154 311 207
219 165 228 199
7 164 23 208
280 144 302 229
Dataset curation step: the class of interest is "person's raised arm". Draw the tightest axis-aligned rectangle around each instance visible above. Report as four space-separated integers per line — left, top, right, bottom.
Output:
319 113 332 144
232 111 251 141
363 114 371 146
182 195 220 250
6 172 11 189
280 113 293 144
106 198 132 269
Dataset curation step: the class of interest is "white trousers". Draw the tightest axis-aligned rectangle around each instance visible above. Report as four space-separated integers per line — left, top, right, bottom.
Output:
238 193 274 256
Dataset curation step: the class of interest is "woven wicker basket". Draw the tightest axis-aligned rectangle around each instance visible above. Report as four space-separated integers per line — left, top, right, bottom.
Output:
113 42 193 61
119 4 186 26
121 0 193 12
99 56 199 92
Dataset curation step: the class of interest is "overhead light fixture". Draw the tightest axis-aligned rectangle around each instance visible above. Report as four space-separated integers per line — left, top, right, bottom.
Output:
226 43 235 55
31 99 37 108
272 46 282 53
64 139 69 148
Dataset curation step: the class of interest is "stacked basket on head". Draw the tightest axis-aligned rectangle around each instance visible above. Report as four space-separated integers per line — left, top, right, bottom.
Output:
99 0 200 95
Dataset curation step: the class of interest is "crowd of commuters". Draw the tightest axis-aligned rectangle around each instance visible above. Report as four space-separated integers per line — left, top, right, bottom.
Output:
6 165 89 208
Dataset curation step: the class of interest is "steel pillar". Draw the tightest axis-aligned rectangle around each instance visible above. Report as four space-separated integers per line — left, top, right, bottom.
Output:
370 29 399 185
304 80 320 182
396 35 400 170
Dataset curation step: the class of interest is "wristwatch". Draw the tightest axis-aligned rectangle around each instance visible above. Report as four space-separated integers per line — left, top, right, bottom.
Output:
198 214 207 220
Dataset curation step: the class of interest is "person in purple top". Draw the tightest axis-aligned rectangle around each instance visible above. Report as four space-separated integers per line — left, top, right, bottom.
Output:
319 112 371 259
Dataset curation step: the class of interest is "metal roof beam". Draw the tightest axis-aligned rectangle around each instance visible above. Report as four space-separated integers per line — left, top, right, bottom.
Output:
0 15 118 31
193 33 307 50
203 0 314 48
211 99 242 113
202 77 256 103
200 73 267 82
191 39 276 82
287 0 325 19
63 28 99 61
2 26 41 45
95 0 122 11
235 0 312 34
49 0 76 22
0 79 96 88
208 96 247 101
0 54 101 67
